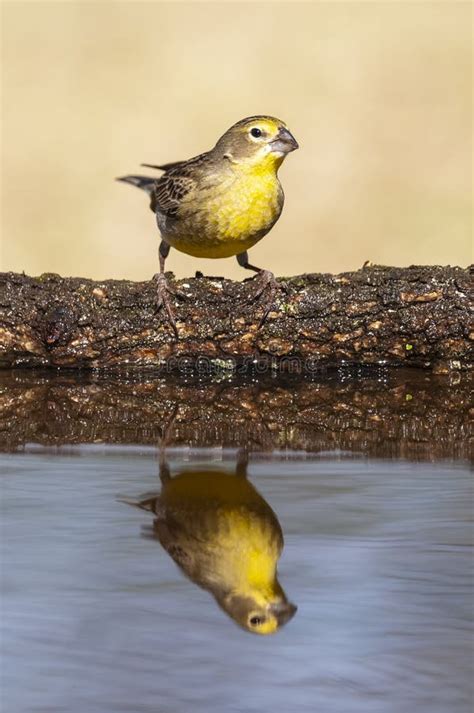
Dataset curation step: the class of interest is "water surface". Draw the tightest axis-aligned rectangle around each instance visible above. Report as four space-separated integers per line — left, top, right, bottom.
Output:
2 447 472 713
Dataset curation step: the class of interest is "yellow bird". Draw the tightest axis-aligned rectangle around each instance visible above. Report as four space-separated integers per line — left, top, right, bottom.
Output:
117 116 298 334
119 454 297 635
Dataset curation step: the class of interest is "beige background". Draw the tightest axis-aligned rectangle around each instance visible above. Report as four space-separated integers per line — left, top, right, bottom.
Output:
2 1 472 281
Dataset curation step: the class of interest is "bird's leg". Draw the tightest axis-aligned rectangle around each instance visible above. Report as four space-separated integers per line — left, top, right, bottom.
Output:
158 404 179 484
159 457 171 484
152 240 179 337
235 449 249 479
236 251 283 327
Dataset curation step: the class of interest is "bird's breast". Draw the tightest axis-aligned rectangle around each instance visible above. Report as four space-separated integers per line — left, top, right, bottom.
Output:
163 169 284 258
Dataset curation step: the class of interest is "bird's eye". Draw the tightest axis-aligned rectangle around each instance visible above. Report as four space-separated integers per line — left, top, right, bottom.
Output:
250 128 262 138
249 615 266 626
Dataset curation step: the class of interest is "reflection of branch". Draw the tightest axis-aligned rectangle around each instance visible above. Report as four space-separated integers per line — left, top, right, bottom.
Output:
1 369 471 461
0 266 472 372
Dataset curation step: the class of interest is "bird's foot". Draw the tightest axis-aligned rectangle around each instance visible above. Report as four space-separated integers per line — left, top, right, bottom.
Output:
244 270 285 328
151 273 182 337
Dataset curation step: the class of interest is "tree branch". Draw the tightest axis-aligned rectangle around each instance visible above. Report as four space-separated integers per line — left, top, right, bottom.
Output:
0 265 472 372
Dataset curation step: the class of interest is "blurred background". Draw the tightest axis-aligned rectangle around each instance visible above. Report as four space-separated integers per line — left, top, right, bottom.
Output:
2 1 472 281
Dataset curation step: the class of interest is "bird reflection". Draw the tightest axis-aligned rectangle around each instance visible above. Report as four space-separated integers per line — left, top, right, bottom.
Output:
119 452 296 635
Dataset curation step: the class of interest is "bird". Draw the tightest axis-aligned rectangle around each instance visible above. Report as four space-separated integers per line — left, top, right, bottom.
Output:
118 452 297 635
117 115 299 335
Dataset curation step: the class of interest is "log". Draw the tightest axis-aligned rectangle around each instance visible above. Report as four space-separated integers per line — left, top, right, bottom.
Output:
0 265 472 372
1 369 471 460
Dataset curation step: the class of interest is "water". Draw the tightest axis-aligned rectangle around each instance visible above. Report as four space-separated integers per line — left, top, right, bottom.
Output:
2 446 472 713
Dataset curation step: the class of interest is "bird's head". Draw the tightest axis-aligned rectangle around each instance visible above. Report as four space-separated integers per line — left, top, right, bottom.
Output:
217 586 297 635
215 115 299 170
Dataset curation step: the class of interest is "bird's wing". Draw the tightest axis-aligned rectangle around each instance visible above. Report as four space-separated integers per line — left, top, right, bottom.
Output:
117 492 160 512
142 150 209 173
151 518 199 574
152 172 196 217
151 152 212 217
141 161 186 171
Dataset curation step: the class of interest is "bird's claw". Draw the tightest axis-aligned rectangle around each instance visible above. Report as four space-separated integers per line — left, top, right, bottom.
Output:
245 270 285 328
152 273 187 300
152 273 180 337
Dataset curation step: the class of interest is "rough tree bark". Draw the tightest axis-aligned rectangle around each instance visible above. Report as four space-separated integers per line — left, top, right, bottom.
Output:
0 265 472 372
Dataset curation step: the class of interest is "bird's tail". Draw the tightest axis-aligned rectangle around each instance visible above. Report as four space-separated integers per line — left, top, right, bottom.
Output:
115 175 156 196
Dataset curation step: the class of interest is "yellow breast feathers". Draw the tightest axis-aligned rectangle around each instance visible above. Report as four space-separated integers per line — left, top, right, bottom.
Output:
168 162 284 259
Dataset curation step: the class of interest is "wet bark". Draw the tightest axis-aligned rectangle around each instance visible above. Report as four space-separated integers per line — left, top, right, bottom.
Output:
0 265 472 372
1 369 471 460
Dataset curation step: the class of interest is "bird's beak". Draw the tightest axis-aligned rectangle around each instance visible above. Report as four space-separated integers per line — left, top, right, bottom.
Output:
269 601 298 626
270 127 299 154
